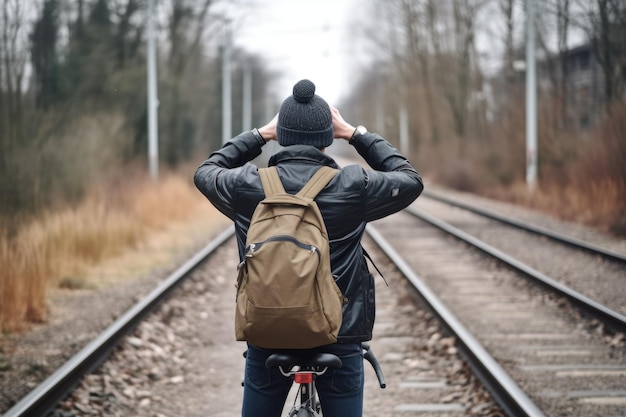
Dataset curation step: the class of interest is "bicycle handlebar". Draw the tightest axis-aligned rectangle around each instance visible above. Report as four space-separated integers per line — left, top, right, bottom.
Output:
362 343 386 389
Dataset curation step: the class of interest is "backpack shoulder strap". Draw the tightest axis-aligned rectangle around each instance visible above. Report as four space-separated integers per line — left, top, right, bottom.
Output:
258 167 285 197
297 166 339 200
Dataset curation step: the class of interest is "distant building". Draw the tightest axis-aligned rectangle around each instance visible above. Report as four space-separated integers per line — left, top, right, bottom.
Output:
559 43 605 128
489 41 607 130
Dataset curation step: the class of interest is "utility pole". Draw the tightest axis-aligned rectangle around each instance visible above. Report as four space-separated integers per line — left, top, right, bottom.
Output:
242 61 252 132
399 101 409 156
222 20 232 144
146 0 159 179
526 0 537 192
375 73 385 136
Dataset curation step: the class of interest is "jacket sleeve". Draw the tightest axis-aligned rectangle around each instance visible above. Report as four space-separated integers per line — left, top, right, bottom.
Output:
193 130 266 220
350 132 424 222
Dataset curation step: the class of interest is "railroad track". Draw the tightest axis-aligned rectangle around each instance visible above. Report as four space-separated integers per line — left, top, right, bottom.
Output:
3 189 625 417
421 189 626 263
2 227 236 417
413 192 626 330
368 194 625 417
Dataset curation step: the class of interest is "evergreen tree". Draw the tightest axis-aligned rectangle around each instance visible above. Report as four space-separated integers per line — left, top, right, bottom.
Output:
62 0 115 103
31 0 61 109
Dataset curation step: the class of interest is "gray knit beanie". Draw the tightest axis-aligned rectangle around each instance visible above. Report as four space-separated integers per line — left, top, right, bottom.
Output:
277 79 334 148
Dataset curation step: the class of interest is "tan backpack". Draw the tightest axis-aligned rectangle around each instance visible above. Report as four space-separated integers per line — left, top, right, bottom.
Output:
235 166 344 349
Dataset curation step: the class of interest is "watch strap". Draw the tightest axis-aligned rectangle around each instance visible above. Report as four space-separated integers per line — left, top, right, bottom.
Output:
349 125 367 144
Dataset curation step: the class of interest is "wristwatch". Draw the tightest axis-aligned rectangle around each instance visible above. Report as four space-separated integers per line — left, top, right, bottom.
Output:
350 125 367 143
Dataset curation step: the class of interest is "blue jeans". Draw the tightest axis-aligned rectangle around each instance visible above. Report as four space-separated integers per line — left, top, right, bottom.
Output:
242 343 364 417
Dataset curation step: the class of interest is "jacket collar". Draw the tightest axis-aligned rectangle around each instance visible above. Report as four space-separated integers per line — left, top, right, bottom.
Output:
268 144 340 169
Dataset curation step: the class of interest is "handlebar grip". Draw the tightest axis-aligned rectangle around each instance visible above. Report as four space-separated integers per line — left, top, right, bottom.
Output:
362 343 386 389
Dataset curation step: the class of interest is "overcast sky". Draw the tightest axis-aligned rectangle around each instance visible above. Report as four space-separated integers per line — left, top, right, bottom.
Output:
220 0 590 108
228 0 359 105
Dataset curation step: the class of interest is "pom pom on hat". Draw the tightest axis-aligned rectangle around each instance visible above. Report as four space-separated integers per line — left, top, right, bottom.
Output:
277 80 334 148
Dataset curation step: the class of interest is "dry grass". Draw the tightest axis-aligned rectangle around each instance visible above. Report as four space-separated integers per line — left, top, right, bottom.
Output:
428 97 626 237
0 170 217 332
508 100 625 235
484 176 625 235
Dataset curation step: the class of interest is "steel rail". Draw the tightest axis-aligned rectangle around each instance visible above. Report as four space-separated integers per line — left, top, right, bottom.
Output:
365 224 547 417
422 189 626 263
3 226 235 417
405 206 626 334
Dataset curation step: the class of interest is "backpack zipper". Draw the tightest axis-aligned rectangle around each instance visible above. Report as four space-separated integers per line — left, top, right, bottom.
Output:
246 235 321 260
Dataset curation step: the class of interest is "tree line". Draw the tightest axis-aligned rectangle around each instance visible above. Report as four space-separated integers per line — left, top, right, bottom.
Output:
341 0 624 211
1 0 625 233
0 0 273 225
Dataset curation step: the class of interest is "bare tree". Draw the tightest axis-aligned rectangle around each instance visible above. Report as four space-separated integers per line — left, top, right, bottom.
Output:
359 0 417 146
422 0 441 142
571 0 626 109
369 0 441 145
443 0 488 140
166 0 217 76
534 0 571 127
112 0 143 69
366 0 489 145
486 0 520 128
0 0 29 147
161 0 222 165
500 0 516 85
592 0 626 106
556 0 570 125
399 0 426 147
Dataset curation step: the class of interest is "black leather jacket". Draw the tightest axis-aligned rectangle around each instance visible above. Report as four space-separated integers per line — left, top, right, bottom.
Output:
194 130 423 343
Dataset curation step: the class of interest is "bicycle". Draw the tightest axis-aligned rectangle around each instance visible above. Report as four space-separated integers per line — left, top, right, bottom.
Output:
264 343 386 417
